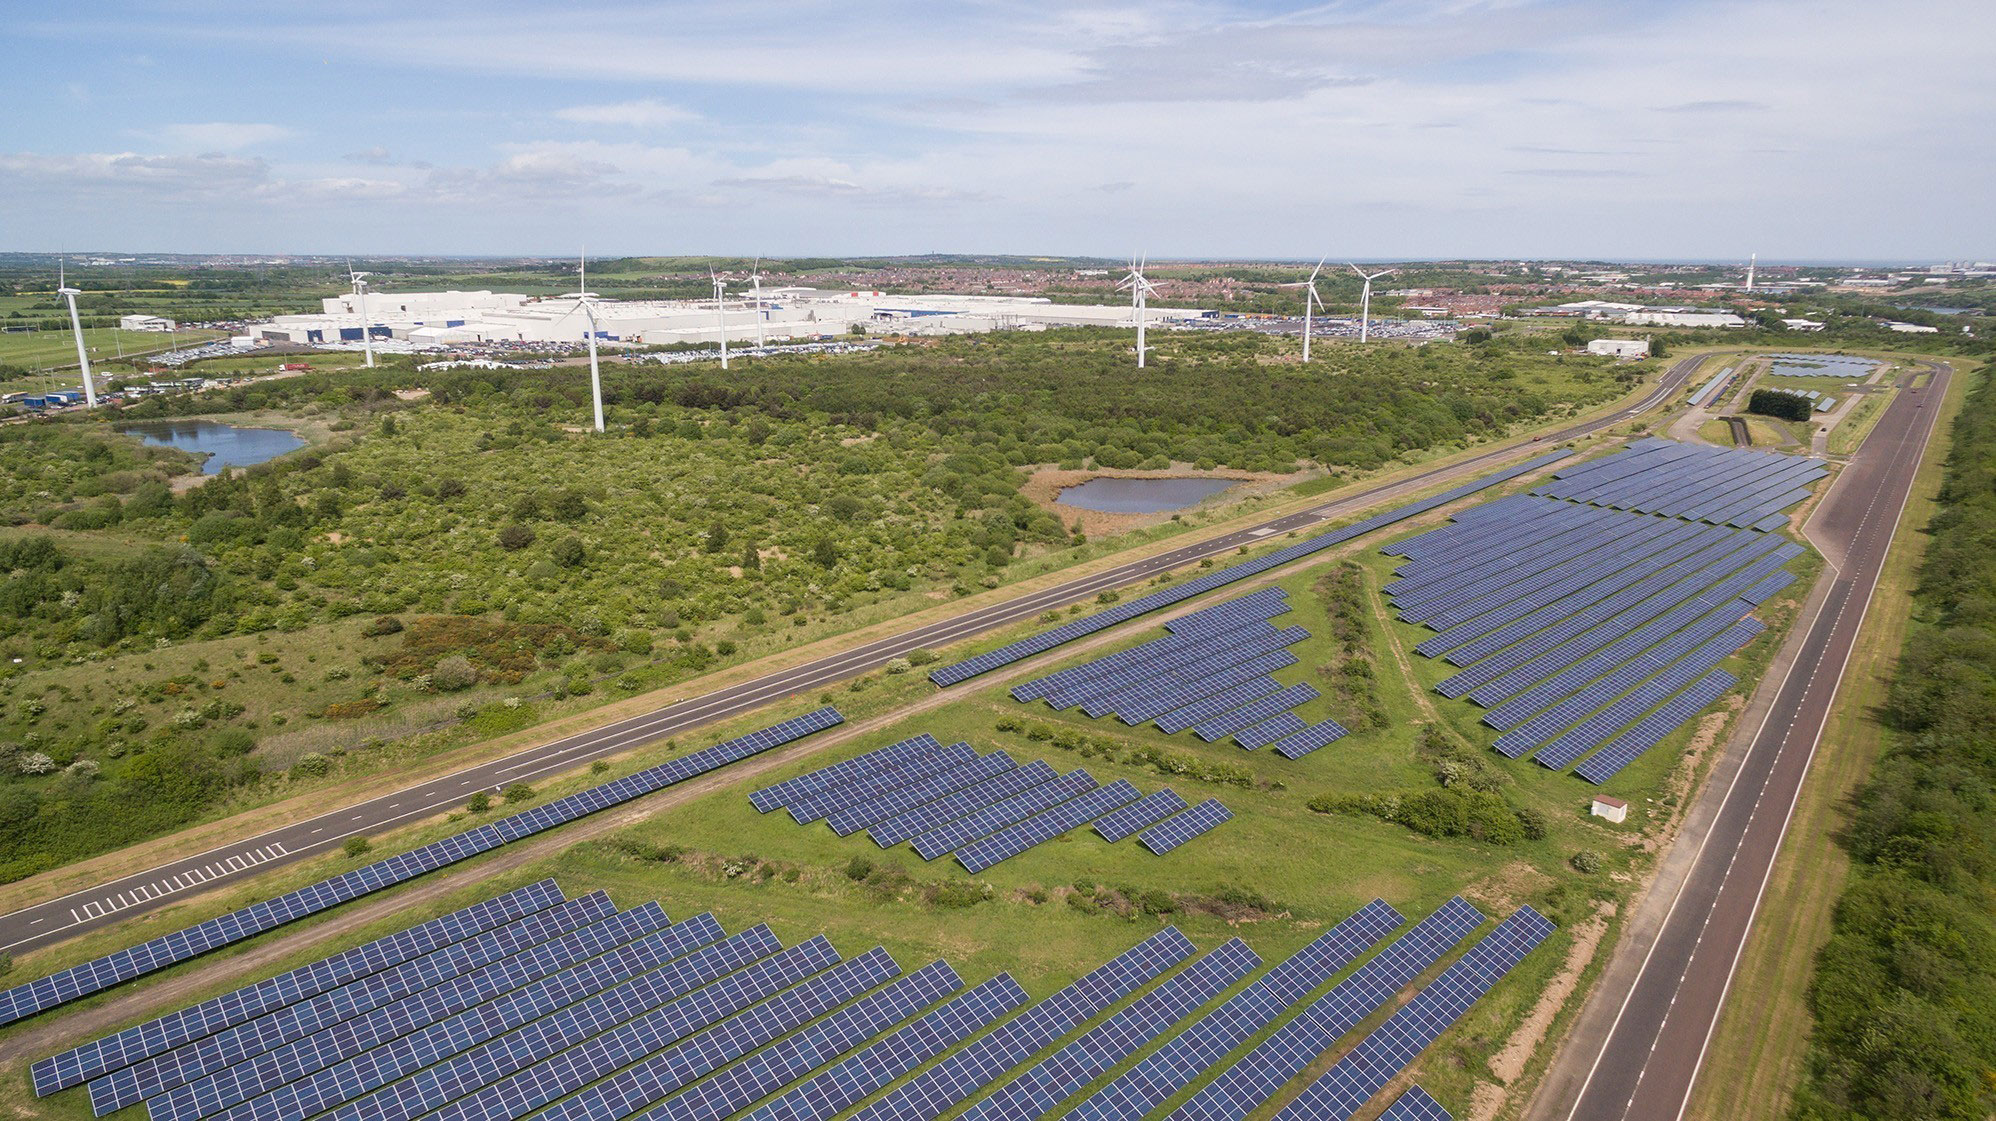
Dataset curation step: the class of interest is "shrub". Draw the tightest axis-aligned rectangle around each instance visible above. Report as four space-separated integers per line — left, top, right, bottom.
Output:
342 836 372 858
550 536 587 568
432 655 479 691
363 615 404 637
1571 850 1602 873
292 752 331 778
466 791 490 812
843 856 874 881
497 524 536 551
502 781 535 803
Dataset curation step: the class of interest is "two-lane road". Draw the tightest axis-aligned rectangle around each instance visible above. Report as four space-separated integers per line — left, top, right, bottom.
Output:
1537 359 1950 1121
0 354 1707 958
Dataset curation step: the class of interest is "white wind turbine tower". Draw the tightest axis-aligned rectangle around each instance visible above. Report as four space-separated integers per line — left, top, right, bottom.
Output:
1281 258 1328 363
1745 252 1756 292
1117 255 1159 368
55 261 98 408
1348 263 1396 344
561 252 606 432
346 262 376 368
710 269 730 370
747 258 766 349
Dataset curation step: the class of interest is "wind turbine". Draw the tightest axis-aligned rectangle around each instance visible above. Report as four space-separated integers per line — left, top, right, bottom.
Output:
56 261 98 408
747 258 766 349
560 252 606 432
1117 255 1159 368
347 262 376 368
1745 252 1756 292
1281 258 1328 363
1348 263 1396 344
710 269 729 369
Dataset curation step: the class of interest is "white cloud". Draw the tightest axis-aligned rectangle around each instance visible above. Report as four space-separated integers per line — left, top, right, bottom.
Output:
155 121 294 151
552 99 698 128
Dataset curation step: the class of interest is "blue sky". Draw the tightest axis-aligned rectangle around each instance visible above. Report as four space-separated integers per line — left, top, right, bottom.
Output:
4 0 1991 259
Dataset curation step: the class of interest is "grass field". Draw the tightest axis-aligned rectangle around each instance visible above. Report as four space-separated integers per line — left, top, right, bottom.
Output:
0 328 225 374
1684 355 1976 1120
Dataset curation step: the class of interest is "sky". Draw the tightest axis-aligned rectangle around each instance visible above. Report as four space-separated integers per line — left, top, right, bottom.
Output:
3 0 1992 260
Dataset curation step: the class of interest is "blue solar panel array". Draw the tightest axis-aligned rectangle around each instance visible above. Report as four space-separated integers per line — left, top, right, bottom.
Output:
956 780 1142 873
1064 899 1406 1121
1137 799 1234 856
958 939 1261 1121
930 451 1570 686
195 913 732 1121
736 973 1031 1121
1763 352 1879 378
1164 896 1484 1121
845 928 1192 1121
629 959 961 1121
0 708 844 1028
1272 719 1350 760
823 750 1015 836
41 881 1546 1121
913 768 1098 861
1381 439 1813 784
33 880 567 1097
1092 788 1189 842
1272 907 1556 1121
866 760 1059 849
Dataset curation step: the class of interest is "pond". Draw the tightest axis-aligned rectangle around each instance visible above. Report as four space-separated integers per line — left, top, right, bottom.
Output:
120 420 307 474
1055 476 1241 514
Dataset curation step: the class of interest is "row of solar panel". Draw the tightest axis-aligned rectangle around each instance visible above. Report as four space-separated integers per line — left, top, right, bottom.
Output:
750 738 1233 866
1386 447 1806 783
1687 367 1733 406
928 450 1572 686
0 708 846 1029
1533 439 1827 527
1012 601 1351 758
1763 353 1879 377
47 883 1551 1121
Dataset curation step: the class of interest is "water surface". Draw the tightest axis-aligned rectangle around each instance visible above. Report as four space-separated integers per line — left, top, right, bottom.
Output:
1055 476 1241 514
121 420 306 474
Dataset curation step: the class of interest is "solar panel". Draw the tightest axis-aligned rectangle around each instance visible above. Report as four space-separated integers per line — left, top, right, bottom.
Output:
145 902 682 1121
1271 907 1555 1121
90 891 623 1113
955 780 1142 873
629 960 963 1121
1093 789 1189 843
1143 666 1289 732
198 913 732 1121
1166 587 1292 635
824 751 1017 836
911 769 1097 861
957 939 1261 1121
1137 799 1232 856
928 452 1569 688
1233 712 1307 751
1574 670 1736 783
458 946 903 1121
734 974 1031 1121
309 926 804 1121
785 740 978 824
1271 719 1349 760
1526 621 1760 769
1162 897 1483 1121
1081 630 1307 720
1379 1087 1452 1121
748 734 937 812
1062 898 1404 1121
846 928 1194 1121
867 760 1060 849
33 881 567 1098
5 710 842 1030
1190 683 1320 743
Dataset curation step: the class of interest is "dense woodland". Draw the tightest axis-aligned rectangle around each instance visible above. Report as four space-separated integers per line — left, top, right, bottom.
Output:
0 329 1629 879
1795 372 1996 1121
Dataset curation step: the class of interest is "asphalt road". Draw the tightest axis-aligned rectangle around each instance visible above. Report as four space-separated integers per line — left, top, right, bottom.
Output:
0 355 1704 958
1538 360 1950 1121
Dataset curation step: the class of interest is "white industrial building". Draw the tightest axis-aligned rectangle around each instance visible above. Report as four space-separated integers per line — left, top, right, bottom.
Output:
1622 310 1746 328
1586 338 1651 358
119 314 177 331
250 288 1211 350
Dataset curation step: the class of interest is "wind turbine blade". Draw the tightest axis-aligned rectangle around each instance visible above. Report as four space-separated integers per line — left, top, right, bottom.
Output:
1309 257 1325 283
